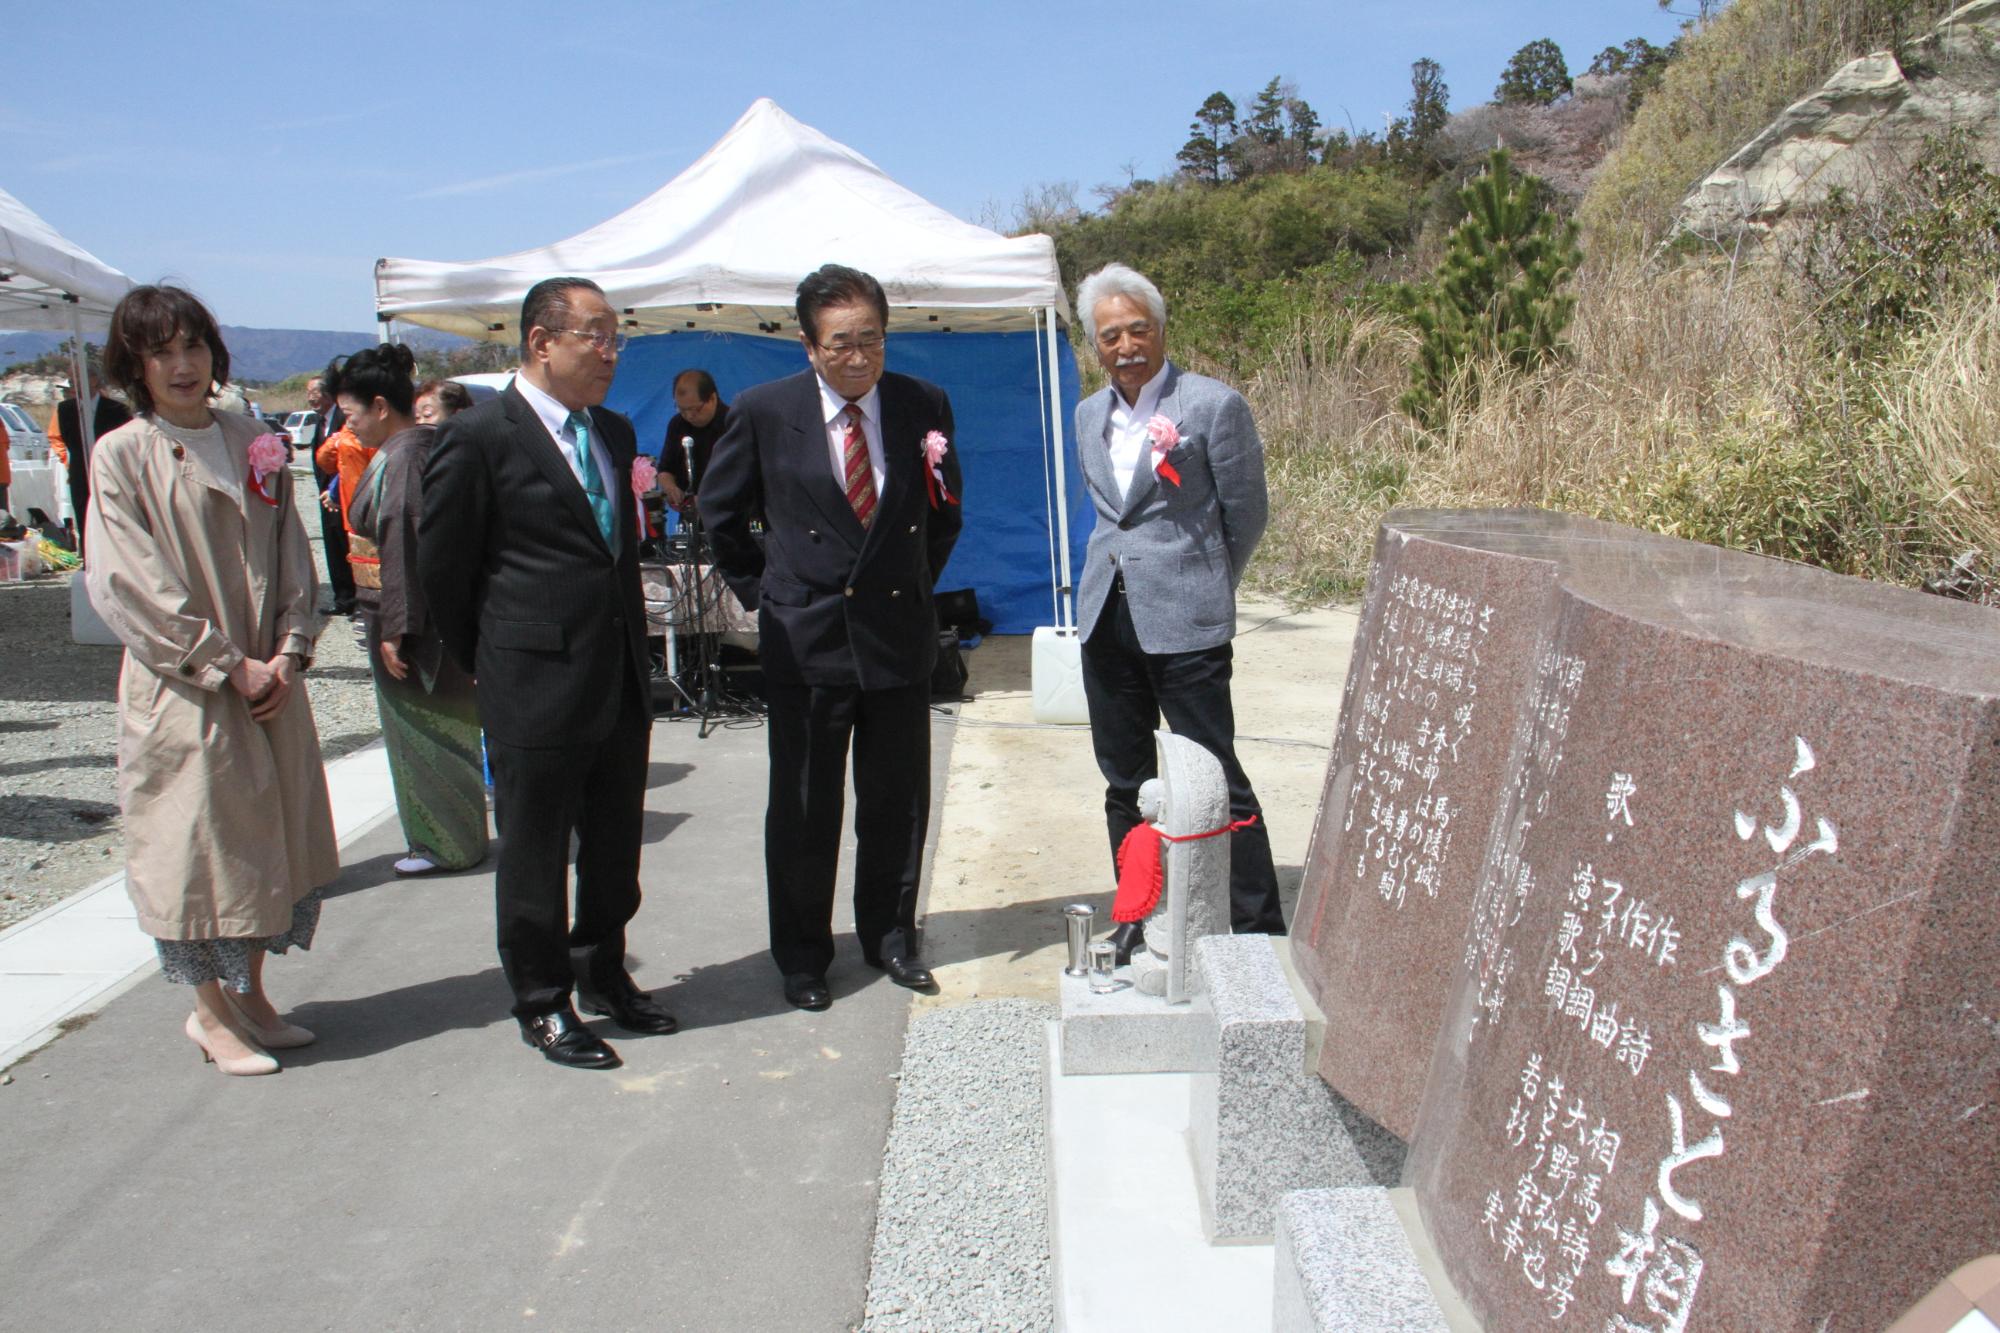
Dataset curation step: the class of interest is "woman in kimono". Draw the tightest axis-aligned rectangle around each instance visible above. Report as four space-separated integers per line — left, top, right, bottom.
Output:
88 285 339 1077
332 346 487 878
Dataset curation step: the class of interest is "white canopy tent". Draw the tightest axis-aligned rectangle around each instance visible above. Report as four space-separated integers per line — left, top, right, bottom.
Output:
374 98 1084 634
0 186 137 481
0 186 134 337
1 186 136 644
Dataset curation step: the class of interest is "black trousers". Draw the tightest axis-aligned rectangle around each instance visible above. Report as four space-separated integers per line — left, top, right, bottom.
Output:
314 459 355 610
763 679 931 977
1081 585 1285 934
67 478 89 559
484 670 651 1019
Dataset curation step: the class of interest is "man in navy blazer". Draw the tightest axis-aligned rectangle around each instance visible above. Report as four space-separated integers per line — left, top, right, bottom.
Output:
420 277 677 1070
701 264 963 1012
1072 262 1286 940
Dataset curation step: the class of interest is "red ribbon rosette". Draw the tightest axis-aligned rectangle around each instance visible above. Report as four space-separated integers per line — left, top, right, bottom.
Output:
921 430 958 510
1144 414 1181 487
246 433 289 507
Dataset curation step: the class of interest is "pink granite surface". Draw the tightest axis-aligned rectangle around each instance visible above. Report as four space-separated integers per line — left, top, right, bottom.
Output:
1293 509 2000 1330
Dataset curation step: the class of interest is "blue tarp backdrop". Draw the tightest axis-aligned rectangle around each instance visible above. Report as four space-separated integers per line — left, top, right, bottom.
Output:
606 329 1088 635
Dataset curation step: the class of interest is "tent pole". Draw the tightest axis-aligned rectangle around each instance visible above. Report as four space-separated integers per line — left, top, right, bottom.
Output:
1033 308 1059 629
68 301 96 516
1042 305 1074 632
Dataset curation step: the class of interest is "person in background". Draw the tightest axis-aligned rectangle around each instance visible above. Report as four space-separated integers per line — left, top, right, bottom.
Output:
414 378 473 427
0 409 11 513
86 284 338 1076
659 368 727 516
49 384 134 557
316 365 378 609
1070 262 1284 948
334 347 488 880
305 375 356 615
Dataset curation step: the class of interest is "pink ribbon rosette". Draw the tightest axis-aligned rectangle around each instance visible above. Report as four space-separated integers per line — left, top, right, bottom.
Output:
630 455 658 533
246 433 289 507
1144 415 1182 487
921 430 957 509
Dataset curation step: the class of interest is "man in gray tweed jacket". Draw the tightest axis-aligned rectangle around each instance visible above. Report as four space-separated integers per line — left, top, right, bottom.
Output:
1072 262 1286 940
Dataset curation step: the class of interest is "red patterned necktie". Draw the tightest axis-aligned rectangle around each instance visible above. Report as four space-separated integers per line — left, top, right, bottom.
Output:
841 404 877 528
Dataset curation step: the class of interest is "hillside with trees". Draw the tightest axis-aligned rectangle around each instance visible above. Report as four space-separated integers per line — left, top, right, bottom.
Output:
1028 0 2000 607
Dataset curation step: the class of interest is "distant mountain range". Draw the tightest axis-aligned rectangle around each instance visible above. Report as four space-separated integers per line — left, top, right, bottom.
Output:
0 325 475 383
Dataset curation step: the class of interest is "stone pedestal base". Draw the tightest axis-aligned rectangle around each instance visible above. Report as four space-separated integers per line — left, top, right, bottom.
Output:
1189 935 1405 1240
1273 1188 1451 1333
1058 969 1205 1074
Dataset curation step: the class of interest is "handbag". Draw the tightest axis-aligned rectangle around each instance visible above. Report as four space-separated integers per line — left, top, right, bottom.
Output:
930 629 969 701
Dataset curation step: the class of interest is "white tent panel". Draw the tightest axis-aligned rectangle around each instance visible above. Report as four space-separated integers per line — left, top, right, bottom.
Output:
375 98 1069 341
0 186 135 334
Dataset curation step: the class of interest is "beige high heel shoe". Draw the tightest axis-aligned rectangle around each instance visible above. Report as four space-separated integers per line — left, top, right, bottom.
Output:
221 990 316 1050
184 1012 279 1076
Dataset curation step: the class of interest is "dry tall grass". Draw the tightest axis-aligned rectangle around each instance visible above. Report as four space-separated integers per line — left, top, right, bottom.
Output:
1232 257 1994 602
1877 292 2000 566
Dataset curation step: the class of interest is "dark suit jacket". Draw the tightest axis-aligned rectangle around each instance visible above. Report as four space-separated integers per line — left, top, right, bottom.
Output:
417 384 652 747
57 395 134 485
700 369 962 690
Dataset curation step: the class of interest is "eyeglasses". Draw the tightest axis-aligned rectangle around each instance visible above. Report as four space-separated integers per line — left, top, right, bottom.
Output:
552 327 628 357
813 333 886 359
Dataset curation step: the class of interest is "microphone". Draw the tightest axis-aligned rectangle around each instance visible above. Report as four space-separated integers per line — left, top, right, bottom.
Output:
681 435 696 492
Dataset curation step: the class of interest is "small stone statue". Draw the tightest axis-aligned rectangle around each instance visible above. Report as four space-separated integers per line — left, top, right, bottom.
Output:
1113 731 1233 1004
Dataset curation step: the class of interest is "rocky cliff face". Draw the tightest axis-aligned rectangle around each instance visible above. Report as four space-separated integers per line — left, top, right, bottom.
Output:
1677 0 2000 241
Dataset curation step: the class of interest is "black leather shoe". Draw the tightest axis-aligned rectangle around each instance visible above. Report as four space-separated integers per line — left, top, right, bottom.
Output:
1110 920 1146 966
870 950 937 992
782 973 832 1011
576 977 679 1035
519 1007 621 1070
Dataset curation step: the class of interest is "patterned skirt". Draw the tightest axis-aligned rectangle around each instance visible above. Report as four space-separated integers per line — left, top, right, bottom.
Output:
156 888 324 990
370 620 488 870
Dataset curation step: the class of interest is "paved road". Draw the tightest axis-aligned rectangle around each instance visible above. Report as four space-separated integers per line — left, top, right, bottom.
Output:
0 711 954 1332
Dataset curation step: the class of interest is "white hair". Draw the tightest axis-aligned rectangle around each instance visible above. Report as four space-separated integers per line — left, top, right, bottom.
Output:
1076 263 1167 343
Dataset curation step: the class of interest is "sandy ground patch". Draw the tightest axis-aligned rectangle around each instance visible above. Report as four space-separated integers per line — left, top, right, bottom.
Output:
918 597 1360 1008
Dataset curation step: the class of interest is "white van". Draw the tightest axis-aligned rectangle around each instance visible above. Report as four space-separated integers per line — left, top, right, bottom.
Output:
0 402 50 461
283 410 321 448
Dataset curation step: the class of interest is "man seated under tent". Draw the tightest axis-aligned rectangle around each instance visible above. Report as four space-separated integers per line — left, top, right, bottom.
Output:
658 368 728 516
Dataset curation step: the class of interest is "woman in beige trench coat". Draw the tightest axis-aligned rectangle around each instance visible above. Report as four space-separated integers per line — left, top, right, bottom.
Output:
87 285 339 1076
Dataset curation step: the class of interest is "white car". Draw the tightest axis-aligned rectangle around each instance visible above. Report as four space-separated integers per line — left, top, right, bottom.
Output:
283 410 322 448
1 402 51 461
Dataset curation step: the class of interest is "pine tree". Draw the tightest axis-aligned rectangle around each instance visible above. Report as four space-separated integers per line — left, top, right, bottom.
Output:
1245 77 1287 145
1399 149 1582 428
1494 38 1572 106
1177 92 1239 183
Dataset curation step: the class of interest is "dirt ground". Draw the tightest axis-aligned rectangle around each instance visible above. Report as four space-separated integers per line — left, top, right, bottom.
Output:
918 597 1360 1008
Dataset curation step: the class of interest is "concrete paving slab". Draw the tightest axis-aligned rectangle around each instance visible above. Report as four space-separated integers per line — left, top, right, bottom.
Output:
0 711 954 1332
0 742 400 1069
1047 1024 1274 1331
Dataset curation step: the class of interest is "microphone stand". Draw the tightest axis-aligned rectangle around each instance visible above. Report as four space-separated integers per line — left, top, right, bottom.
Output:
675 435 732 739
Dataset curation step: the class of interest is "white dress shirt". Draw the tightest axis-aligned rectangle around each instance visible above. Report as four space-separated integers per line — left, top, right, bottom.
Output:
1105 362 1171 501
817 376 885 496
515 372 615 491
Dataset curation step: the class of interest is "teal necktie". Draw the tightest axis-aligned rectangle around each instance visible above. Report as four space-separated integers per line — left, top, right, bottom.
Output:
567 410 615 544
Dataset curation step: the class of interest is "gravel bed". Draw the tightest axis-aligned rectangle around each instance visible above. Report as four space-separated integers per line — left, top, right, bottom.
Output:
862 998 1056 1332
0 492 379 930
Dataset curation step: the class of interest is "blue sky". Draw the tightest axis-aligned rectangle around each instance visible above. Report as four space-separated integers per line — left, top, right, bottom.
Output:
4 0 1688 332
